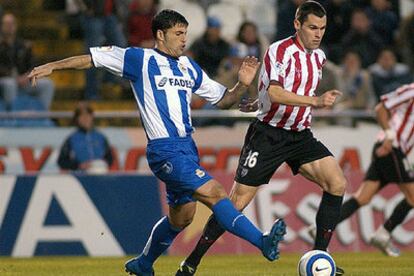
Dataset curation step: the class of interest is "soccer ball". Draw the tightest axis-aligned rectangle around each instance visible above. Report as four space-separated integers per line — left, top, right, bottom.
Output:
298 250 336 276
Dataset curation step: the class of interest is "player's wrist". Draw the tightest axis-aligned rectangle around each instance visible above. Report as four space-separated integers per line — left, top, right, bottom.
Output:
310 97 319 107
384 128 396 141
237 81 249 88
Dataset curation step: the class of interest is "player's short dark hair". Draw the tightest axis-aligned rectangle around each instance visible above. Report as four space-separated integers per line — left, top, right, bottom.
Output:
295 1 326 24
152 9 188 38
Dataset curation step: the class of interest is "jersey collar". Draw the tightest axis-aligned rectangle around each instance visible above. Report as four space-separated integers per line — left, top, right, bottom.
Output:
292 35 313 55
154 48 179 60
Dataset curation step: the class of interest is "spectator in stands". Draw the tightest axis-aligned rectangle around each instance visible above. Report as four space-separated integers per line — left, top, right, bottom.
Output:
398 11 414 71
65 0 84 39
0 13 54 111
314 60 341 97
187 16 230 78
213 22 267 106
369 48 413 100
234 21 267 60
341 9 384 68
128 0 158 48
77 0 127 99
275 0 305 41
335 50 375 111
365 0 398 46
193 21 266 122
322 0 358 63
58 102 113 173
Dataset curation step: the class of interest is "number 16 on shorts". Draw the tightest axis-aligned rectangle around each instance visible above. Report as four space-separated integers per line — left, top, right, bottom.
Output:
243 150 259 168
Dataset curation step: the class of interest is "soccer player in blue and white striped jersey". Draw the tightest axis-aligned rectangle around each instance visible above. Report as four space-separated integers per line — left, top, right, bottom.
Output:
29 9 286 275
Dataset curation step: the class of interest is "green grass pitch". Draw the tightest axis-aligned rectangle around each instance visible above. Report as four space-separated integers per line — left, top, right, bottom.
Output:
1 252 413 275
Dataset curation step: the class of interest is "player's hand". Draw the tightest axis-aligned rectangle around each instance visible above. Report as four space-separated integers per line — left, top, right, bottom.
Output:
28 64 54 86
376 139 393 157
238 56 260 87
315 90 342 108
239 98 259 113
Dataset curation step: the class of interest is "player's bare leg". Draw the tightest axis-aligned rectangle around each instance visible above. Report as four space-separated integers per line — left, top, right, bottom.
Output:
177 183 260 275
125 202 196 275
370 183 414 256
193 179 286 260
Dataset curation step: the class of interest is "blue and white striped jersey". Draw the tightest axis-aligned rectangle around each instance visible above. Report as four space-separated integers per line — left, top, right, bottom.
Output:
90 46 227 140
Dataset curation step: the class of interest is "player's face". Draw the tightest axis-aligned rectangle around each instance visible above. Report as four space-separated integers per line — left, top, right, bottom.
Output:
77 111 94 130
295 14 326 51
159 24 188 57
1 14 17 37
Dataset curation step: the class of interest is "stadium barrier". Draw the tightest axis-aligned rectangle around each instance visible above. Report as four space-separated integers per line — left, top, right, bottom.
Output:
1 172 413 257
1 120 414 256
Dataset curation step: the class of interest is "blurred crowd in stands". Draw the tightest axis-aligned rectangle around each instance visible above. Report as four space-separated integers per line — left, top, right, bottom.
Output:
1 0 414 127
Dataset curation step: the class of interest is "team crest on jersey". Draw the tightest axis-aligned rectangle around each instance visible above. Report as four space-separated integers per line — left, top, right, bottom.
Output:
295 68 302 78
275 62 285 77
96 46 113 52
318 68 323 79
240 168 249 177
195 169 206 178
178 63 187 72
161 162 173 174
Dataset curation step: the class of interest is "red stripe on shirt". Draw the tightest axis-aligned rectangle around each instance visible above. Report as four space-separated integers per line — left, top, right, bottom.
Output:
291 53 314 131
263 39 293 123
276 52 302 128
397 100 414 143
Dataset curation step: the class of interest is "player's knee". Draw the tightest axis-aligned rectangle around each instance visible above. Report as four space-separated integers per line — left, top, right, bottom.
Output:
209 183 228 201
325 175 346 195
231 199 246 211
229 194 249 211
355 193 372 206
175 218 193 229
170 217 193 229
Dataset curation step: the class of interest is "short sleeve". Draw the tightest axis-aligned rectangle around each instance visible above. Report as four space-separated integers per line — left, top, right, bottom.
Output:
195 71 227 104
187 58 227 105
264 43 289 88
381 85 414 110
90 46 143 81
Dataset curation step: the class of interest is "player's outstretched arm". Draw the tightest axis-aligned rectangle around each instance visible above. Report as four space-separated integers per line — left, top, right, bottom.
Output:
216 56 260 109
28 54 93 86
268 86 342 108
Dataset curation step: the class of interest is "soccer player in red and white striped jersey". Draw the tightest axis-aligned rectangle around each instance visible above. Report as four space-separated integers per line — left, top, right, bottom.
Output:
331 83 414 257
177 2 346 275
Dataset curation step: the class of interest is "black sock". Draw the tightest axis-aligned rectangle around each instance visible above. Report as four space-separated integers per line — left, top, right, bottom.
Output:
185 215 225 267
384 199 413 233
338 197 360 223
314 192 343 251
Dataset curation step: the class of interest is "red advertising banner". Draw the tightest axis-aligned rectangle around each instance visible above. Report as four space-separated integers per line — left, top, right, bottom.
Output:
167 170 414 255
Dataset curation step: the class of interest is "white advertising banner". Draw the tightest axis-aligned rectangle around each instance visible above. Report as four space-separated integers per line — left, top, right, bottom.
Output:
0 122 383 175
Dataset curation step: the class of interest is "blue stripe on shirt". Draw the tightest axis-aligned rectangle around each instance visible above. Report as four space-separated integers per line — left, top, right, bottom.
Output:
168 59 192 135
125 48 145 109
187 58 203 93
148 56 179 137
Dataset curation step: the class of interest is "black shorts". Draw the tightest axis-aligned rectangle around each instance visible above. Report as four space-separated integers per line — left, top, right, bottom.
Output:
365 142 414 187
234 119 333 186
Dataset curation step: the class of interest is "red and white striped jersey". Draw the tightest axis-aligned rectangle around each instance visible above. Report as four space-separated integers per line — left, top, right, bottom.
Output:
257 36 325 131
380 83 414 154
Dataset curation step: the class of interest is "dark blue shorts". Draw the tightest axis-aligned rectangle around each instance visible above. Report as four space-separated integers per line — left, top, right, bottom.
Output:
147 137 212 206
